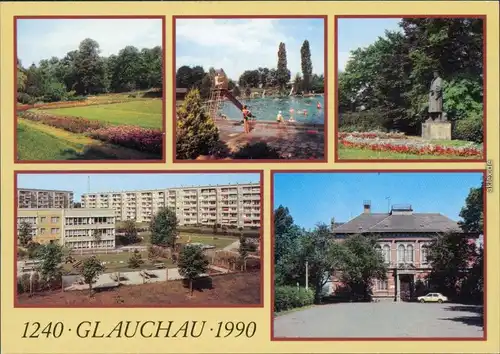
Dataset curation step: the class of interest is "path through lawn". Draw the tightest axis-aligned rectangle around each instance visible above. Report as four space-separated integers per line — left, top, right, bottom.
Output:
36 99 162 129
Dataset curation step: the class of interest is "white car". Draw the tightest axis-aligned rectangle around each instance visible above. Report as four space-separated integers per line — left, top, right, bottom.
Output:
417 292 448 303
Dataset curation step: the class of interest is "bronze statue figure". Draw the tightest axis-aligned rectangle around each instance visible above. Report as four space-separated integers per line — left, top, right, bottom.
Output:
428 70 446 122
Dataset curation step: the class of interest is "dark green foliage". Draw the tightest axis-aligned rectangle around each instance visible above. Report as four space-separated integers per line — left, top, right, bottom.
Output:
339 18 483 139
459 183 484 234
119 219 139 245
176 89 220 159
277 42 291 90
35 243 64 288
178 245 209 295
128 250 144 269
17 38 162 102
233 142 281 159
149 207 179 248
300 40 313 92
18 221 33 247
274 286 315 312
338 109 392 133
79 256 106 294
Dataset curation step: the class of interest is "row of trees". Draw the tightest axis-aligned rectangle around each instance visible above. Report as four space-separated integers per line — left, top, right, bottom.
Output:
275 181 484 305
175 39 324 99
17 38 162 104
338 18 484 142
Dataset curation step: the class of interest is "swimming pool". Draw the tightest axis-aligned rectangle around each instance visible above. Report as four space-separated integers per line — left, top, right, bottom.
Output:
219 96 325 124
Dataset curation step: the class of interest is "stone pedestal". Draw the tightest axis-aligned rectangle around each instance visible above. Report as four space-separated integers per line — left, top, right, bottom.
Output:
421 121 452 141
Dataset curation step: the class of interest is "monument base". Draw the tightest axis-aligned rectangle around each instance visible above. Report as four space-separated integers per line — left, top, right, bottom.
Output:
421 121 452 141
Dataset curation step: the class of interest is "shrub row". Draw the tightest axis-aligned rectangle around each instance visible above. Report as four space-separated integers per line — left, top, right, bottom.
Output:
88 126 163 154
274 286 315 313
20 111 106 133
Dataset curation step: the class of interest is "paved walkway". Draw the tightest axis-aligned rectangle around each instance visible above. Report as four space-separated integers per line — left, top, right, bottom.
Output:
274 302 484 338
217 120 324 160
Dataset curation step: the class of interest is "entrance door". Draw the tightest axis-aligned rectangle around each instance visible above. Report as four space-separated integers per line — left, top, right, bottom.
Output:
399 274 414 301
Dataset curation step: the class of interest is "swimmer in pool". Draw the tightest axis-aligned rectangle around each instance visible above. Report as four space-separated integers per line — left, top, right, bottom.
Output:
303 109 308 116
317 101 322 109
276 111 284 123
289 108 295 113
289 116 295 122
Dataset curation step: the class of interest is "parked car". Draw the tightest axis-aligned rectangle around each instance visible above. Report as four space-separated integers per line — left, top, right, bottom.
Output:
417 293 448 303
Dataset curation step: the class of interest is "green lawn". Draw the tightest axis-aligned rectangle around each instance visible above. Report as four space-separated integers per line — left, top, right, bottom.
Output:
17 119 159 161
338 145 480 160
37 100 162 129
138 232 237 250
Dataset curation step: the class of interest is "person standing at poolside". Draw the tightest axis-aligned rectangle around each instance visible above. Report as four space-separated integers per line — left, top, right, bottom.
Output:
242 105 252 133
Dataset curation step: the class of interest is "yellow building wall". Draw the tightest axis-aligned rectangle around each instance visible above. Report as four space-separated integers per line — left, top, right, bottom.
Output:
18 209 63 244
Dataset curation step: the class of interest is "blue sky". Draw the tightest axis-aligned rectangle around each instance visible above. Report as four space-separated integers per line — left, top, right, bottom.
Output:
274 172 483 230
337 18 401 71
18 173 260 202
17 19 162 67
176 18 325 80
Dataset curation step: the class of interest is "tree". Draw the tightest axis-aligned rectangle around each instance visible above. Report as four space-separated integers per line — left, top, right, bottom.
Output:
128 250 144 268
35 243 64 290
149 207 179 248
339 234 388 301
232 85 241 97
91 229 102 248
459 182 484 234
73 38 107 95
122 219 139 245
239 70 260 88
300 40 313 92
427 232 476 298
18 221 33 248
238 234 249 271
274 205 300 264
178 245 209 295
276 42 291 90
176 89 220 159
79 256 106 295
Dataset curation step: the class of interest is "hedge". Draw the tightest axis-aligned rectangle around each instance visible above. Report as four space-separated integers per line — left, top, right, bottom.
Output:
275 286 314 312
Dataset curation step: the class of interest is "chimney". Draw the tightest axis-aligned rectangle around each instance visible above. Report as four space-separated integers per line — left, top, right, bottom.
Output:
363 200 371 214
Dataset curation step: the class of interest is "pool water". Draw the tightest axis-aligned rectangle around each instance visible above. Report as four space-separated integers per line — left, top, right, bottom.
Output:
219 96 325 124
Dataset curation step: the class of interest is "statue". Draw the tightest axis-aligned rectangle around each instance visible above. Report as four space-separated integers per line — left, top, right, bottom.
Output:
427 70 446 122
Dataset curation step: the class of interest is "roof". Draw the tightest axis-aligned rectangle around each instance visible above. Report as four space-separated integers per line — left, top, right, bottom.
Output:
333 212 461 234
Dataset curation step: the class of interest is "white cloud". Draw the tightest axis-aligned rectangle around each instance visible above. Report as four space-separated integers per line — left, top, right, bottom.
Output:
18 19 162 66
175 19 323 80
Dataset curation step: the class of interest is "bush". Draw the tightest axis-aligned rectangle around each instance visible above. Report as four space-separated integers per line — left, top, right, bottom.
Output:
233 142 281 159
88 125 163 154
176 89 220 159
17 92 36 105
453 114 483 143
274 286 315 312
20 111 106 133
339 110 391 133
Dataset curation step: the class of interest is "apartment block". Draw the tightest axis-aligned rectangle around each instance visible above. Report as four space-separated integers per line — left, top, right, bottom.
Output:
18 188 74 209
81 183 261 228
17 208 116 249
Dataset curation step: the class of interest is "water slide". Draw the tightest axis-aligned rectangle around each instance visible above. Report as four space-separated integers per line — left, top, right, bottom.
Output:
221 89 244 111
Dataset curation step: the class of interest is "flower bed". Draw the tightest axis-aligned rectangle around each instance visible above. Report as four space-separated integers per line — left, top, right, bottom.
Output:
17 98 142 111
338 131 407 140
19 111 162 154
20 111 106 133
88 126 163 154
339 136 482 157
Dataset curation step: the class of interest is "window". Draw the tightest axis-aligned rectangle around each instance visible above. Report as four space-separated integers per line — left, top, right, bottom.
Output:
397 244 405 262
421 245 429 264
406 244 414 262
376 279 388 291
383 244 391 263
40 217 47 223
51 217 59 223
51 228 59 234
40 228 46 234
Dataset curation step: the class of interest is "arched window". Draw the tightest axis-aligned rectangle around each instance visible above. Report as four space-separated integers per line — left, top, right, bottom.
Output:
397 244 405 263
421 245 429 264
383 244 391 263
406 244 414 262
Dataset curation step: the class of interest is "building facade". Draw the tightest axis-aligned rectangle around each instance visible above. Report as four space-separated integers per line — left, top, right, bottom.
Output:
81 183 261 228
18 188 74 209
331 201 473 301
18 208 116 250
